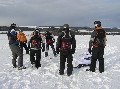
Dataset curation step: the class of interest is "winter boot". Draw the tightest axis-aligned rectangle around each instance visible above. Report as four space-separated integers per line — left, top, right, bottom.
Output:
13 64 17 68
31 64 36 68
59 70 64 75
18 66 26 70
45 52 48 57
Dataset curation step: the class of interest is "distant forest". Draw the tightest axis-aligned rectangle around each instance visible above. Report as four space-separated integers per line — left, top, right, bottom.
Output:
0 26 120 35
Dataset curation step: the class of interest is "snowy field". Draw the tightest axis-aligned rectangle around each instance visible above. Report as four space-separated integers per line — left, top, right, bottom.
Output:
0 32 120 89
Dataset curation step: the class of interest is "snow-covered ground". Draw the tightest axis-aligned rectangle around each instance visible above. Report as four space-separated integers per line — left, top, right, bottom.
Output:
0 33 120 89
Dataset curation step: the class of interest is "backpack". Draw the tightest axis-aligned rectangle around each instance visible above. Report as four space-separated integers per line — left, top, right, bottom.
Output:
18 33 27 42
31 38 41 49
9 30 19 45
61 32 72 50
11 30 17 38
93 29 106 47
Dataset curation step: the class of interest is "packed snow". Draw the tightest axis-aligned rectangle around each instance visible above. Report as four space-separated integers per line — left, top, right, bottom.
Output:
0 32 120 89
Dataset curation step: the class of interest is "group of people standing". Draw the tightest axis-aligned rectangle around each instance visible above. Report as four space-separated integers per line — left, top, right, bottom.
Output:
7 21 106 76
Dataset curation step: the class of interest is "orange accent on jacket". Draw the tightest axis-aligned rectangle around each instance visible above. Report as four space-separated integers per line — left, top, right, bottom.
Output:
96 26 103 30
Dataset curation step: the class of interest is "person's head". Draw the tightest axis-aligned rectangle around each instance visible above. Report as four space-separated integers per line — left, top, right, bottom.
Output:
63 24 69 32
94 21 101 28
10 23 16 29
46 31 50 34
33 29 39 36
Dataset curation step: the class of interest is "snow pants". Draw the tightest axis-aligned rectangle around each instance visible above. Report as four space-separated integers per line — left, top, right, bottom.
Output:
30 49 41 68
59 50 73 75
9 44 23 67
90 46 104 72
45 43 56 56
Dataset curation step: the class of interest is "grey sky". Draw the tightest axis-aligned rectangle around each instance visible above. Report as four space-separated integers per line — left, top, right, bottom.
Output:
0 0 120 28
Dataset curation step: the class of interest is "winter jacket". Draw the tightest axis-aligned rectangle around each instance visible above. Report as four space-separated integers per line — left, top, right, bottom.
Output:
56 31 76 53
28 35 42 50
45 32 55 44
8 33 19 45
17 32 27 42
89 26 107 48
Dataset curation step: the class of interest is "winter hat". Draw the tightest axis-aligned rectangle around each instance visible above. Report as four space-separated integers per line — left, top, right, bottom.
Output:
63 24 69 28
94 21 101 27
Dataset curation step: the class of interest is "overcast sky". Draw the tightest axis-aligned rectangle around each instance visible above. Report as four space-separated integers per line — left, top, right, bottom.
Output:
0 0 120 28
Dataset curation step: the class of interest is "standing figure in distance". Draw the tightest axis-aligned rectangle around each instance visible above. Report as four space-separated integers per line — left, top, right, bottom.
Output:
88 21 107 73
44 31 56 57
56 24 76 76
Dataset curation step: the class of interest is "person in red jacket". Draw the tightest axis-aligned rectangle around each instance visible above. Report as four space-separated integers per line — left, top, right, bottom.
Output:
44 31 57 57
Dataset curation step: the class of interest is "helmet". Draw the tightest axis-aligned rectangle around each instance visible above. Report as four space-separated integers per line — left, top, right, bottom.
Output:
63 24 69 28
94 21 101 27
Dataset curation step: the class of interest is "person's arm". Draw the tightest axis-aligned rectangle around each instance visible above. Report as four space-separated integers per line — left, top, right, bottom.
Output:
103 32 107 47
71 32 76 54
56 33 63 54
88 30 96 54
89 30 96 48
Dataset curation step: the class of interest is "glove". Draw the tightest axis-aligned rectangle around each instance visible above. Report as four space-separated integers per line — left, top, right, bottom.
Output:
88 48 92 54
72 49 75 54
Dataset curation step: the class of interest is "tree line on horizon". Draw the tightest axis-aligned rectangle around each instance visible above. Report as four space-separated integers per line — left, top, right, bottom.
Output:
0 26 120 35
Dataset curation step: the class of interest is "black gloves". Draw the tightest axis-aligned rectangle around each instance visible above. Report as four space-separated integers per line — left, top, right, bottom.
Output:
88 48 92 54
72 49 75 54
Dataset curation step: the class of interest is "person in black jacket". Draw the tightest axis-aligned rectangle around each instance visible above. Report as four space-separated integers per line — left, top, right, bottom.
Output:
56 24 76 76
44 31 56 57
88 21 107 73
28 29 44 69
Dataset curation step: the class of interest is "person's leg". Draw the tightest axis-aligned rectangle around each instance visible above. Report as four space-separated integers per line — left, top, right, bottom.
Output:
59 53 66 75
90 48 98 72
23 43 29 54
45 44 49 57
67 53 73 76
12 52 18 68
10 44 23 67
98 47 104 73
36 49 41 68
20 42 24 53
30 50 36 65
50 43 56 56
